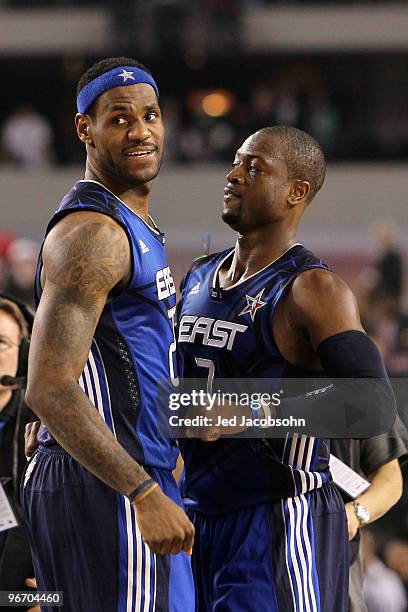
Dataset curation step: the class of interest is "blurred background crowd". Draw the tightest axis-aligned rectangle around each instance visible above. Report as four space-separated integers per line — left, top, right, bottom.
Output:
1 2 408 166
1 1 408 610
1 51 408 165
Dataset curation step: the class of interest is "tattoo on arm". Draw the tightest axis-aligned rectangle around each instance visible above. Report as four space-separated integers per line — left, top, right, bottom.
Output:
48 219 129 313
27 213 150 496
42 219 130 362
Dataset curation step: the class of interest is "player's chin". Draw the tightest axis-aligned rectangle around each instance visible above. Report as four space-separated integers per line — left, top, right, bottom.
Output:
222 209 242 231
128 164 160 185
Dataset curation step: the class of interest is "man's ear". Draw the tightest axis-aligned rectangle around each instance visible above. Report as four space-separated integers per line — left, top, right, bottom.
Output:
287 180 310 207
75 113 94 147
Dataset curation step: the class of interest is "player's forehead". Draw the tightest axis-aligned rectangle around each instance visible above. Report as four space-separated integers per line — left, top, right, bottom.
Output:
235 131 281 163
96 83 159 114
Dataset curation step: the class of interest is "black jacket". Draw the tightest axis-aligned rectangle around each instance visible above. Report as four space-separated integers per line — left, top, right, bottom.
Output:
0 389 35 593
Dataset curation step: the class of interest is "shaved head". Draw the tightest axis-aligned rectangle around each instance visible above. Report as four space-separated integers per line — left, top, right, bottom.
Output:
260 126 326 203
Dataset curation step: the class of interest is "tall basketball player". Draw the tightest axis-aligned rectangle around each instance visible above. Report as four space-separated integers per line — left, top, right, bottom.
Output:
22 57 194 612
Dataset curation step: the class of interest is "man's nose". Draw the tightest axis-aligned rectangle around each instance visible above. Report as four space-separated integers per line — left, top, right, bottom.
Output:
226 167 243 184
128 120 151 142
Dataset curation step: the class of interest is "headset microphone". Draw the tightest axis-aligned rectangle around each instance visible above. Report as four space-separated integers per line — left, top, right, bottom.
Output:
0 375 26 388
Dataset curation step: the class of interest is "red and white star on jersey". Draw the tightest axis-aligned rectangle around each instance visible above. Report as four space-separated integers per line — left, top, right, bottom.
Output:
238 288 267 322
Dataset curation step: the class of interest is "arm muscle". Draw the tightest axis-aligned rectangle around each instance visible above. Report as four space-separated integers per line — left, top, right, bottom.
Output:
289 268 364 349
26 212 149 496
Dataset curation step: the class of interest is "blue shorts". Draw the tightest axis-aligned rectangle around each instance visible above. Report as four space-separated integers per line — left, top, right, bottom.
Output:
187 484 349 612
20 447 194 612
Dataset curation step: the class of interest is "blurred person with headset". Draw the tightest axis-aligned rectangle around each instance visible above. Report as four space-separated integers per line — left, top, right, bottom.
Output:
0 295 36 605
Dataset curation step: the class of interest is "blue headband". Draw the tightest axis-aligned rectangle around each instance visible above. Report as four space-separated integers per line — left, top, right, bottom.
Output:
77 66 159 114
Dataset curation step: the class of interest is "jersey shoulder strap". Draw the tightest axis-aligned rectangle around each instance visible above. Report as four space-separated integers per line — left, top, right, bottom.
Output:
45 180 127 238
179 250 229 296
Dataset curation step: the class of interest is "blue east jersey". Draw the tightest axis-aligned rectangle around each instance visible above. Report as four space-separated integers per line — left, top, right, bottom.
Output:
178 244 332 513
34 180 179 471
24 180 194 612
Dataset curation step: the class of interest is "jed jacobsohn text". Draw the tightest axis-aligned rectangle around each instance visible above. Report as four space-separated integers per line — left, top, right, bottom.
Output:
168 414 305 428
168 390 282 411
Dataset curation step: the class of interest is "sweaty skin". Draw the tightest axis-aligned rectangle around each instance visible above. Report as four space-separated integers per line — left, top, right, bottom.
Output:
26 82 194 556
189 130 368 440
274 268 364 368
222 131 365 375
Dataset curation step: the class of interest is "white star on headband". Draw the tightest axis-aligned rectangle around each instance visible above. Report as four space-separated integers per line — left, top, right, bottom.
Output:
118 69 135 83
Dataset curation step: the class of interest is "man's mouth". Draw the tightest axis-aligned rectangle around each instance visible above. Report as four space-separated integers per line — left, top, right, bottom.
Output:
123 148 156 158
224 186 242 199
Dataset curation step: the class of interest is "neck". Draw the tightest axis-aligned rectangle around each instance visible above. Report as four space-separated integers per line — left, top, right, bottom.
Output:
226 223 298 285
0 388 13 412
84 161 152 223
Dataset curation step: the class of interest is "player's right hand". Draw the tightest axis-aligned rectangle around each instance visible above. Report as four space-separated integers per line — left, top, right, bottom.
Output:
134 486 195 556
25 577 40 612
25 421 41 458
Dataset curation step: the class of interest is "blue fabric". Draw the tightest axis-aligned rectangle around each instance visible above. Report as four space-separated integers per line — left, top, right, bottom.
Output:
77 66 159 113
177 244 332 513
317 329 389 378
29 180 188 610
36 180 179 472
278 331 396 437
21 447 194 612
187 484 348 612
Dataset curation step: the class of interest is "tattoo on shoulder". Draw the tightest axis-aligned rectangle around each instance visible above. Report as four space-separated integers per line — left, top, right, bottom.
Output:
39 220 129 362
47 220 129 296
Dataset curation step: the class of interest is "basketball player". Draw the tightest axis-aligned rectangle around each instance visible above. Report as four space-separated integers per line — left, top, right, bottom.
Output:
177 127 395 611
22 58 195 612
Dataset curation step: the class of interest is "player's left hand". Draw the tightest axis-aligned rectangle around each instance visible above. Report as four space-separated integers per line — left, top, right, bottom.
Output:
185 400 266 442
25 421 41 458
185 400 222 442
345 502 360 541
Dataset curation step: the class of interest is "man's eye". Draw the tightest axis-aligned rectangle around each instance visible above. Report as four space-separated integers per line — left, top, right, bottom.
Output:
113 117 127 125
145 112 158 121
0 338 11 351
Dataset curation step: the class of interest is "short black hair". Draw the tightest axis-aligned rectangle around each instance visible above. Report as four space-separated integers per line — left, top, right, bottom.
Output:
77 57 153 116
262 126 326 203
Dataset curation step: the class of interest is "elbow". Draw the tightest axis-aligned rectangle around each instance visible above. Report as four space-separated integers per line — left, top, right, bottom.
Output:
26 374 78 420
384 464 404 509
25 381 47 417
387 486 403 512
392 471 404 506
26 375 59 418
394 489 403 507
